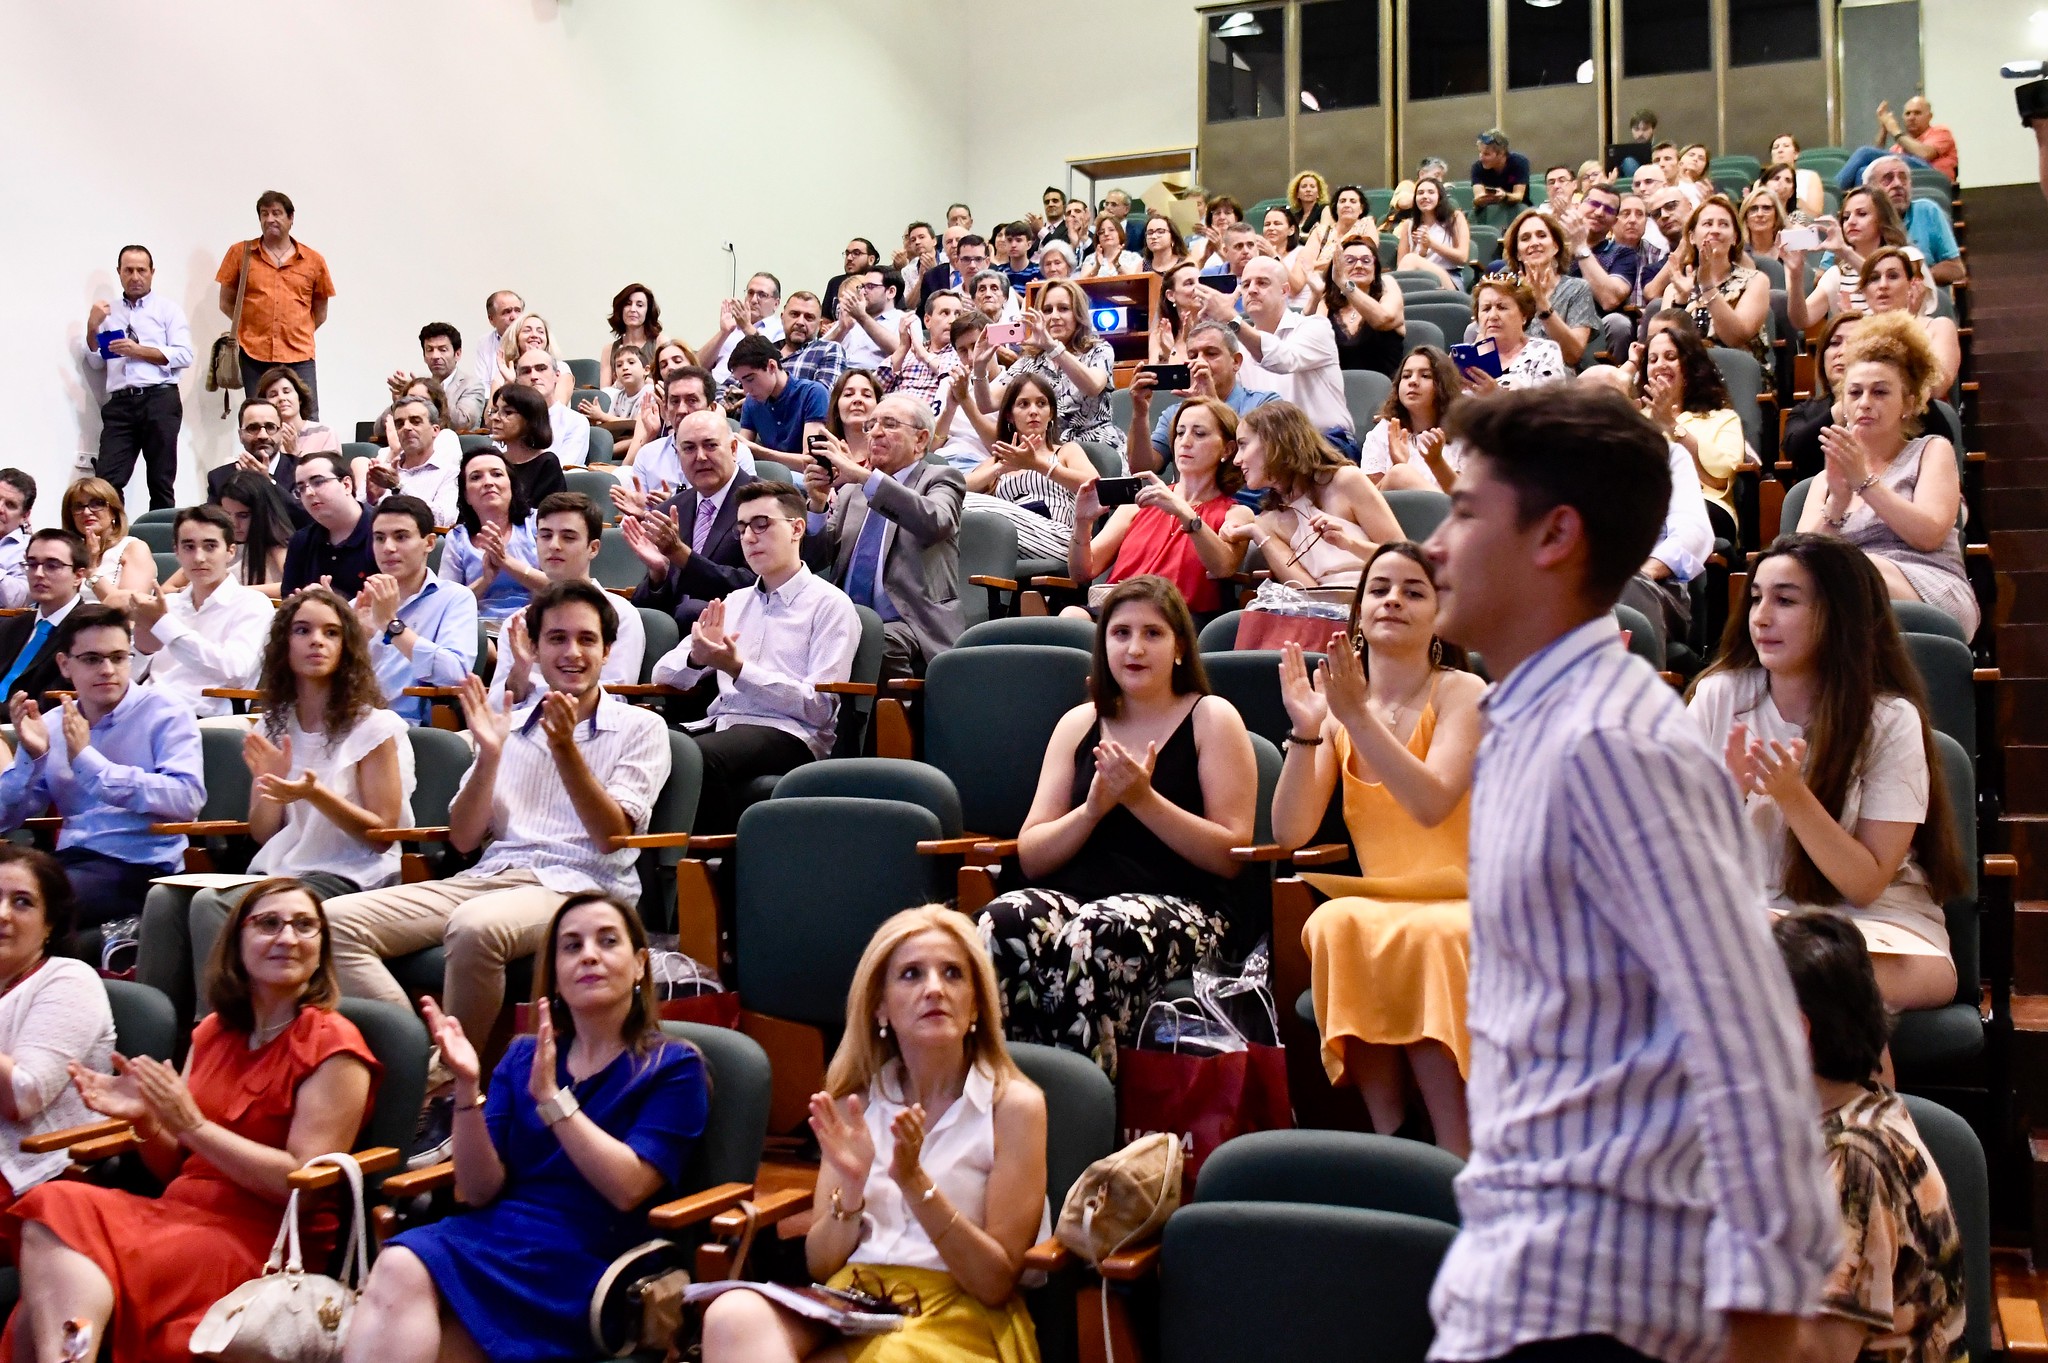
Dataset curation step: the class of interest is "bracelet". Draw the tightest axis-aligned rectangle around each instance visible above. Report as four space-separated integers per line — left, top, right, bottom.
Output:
1856 473 1880 492
1285 732 1324 747
933 1207 962 1244
829 1186 866 1222
457 1091 487 1111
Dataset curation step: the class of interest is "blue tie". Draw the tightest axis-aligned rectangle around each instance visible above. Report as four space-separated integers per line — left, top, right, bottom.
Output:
0 618 50 700
843 508 897 621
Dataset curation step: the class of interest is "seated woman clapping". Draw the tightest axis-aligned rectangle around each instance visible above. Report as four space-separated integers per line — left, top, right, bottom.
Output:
1371 348 1466 492
1270 544 1485 1155
1688 534 1966 1013
1633 314 1748 529
702 906 1049 1363
139 586 414 1026
443 447 547 627
345 895 708 1363
7 878 378 1363
0 848 116 1225
1061 399 1251 626
1226 402 1401 592
1791 311 1975 636
958 372 1098 561
979 577 1257 1075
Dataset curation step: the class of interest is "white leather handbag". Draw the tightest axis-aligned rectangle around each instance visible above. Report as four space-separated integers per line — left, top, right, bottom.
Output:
189 1152 369 1363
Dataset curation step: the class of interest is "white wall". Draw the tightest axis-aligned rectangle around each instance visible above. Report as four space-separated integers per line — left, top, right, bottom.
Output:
0 0 976 519
1921 0 2044 188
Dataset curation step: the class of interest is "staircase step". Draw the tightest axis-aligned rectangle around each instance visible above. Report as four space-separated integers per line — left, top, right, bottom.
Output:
2003 749 2048 815
1998 625 2048 675
2019 903 2048 993
1988 427 2048 462
2000 681 2048 740
1986 459 2048 490
1993 531 2048 571
2005 819 2048 897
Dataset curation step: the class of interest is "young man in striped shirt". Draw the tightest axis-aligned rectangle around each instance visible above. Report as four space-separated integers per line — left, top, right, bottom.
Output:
1420 385 1839 1363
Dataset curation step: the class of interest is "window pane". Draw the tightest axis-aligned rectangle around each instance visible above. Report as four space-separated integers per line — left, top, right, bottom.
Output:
1206 8 1287 122
1408 0 1490 100
1623 0 1709 77
1300 0 1381 112
1508 0 1592 90
1730 0 1821 67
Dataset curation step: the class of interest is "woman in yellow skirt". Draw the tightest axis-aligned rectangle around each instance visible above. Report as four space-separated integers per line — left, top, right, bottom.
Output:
1271 541 1486 1155
700 906 1049 1363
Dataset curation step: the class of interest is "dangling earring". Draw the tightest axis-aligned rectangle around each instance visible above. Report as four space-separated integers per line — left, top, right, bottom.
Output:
877 1021 889 1042
968 1018 978 1036
1430 636 1444 668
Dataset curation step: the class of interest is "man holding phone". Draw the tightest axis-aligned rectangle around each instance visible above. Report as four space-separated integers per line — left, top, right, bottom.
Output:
1127 320 1276 475
731 335 829 472
1470 130 1530 215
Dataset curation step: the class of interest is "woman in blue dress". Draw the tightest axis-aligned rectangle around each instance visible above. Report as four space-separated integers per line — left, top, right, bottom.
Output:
440 446 545 628
343 894 709 1363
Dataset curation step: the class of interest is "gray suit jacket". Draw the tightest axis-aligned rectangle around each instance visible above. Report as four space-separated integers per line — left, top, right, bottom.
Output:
805 461 965 662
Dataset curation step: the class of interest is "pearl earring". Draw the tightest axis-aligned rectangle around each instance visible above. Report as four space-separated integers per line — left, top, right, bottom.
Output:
877 1021 889 1041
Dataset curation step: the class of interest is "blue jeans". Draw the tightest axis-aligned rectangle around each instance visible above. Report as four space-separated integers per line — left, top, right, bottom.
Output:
1835 145 1934 190
1324 427 1362 462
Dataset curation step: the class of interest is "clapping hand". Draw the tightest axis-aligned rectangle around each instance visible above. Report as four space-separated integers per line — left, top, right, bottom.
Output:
70 1056 152 1126
1645 373 1684 433
810 1090 875 1191
356 574 401 632
58 698 89 759
1819 424 1872 494
1744 734 1809 804
610 482 650 521
537 689 580 749
502 611 536 683
1093 737 1157 808
457 674 514 759
254 765 319 807
689 598 742 675
888 1104 929 1190
620 511 678 577
1278 641 1328 737
528 997 562 1105
244 728 292 781
12 695 50 762
475 522 509 572
1318 629 1373 732
421 997 481 1088
576 396 605 419
125 1055 205 1137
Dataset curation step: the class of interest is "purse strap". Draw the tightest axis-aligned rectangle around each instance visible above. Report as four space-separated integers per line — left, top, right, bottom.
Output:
231 242 252 336
262 1152 369 1287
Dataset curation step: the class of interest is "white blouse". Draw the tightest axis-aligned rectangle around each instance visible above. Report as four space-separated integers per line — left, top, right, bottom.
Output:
0 958 115 1192
850 1061 1049 1273
247 707 415 891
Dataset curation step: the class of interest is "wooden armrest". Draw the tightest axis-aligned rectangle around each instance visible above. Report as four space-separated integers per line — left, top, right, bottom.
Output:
1230 844 1297 862
608 832 694 850
1984 854 2019 879
199 688 263 701
21 1118 132 1155
916 837 988 856
815 682 877 696
1965 450 1986 464
684 833 736 852
1291 843 1352 867
968 574 1019 591
1022 1236 1074 1273
377 1160 454 1199
647 1180 754 1230
1973 668 2000 684
287 1148 400 1190
1098 1241 1162 1281
711 1186 813 1234
71 1130 140 1162
1030 576 1081 591
972 839 1020 862
366 826 451 842
605 684 684 697
884 678 925 694
150 820 251 836
1998 1294 2047 1355
401 686 464 699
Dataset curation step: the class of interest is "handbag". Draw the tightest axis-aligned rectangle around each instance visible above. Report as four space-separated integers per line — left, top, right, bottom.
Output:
208 242 251 415
1055 1131 1183 1266
189 1152 368 1363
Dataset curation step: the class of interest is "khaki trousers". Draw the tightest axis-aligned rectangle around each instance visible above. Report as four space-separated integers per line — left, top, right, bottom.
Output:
321 871 569 1046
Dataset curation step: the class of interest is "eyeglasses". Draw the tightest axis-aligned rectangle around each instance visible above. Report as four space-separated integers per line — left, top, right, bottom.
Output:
241 421 281 434
23 558 76 576
736 515 796 537
294 472 341 496
247 911 323 940
862 416 913 435
843 1268 923 1318
745 288 779 302
73 499 111 513
1584 200 1618 217
65 651 131 670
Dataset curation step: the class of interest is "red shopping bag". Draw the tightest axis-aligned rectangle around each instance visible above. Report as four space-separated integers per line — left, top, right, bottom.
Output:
1233 611 1346 654
1116 1042 1292 1190
517 991 741 1033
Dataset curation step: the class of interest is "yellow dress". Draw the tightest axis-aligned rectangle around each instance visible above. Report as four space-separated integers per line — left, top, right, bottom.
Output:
1299 693 1472 1083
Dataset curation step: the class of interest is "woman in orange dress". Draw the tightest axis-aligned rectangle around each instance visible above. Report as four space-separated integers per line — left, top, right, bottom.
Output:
1269 542 1485 1156
5 877 379 1363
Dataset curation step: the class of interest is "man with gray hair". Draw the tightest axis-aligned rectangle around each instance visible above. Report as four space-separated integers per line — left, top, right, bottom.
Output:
1127 319 1277 473
365 394 459 526
802 393 964 677
1470 129 1530 213
1863 155 1965 285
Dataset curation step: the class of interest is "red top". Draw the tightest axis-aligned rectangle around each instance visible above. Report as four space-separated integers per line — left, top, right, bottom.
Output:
1108 494 1237 614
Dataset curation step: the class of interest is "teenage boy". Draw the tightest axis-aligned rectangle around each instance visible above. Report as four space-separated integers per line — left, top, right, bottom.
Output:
356 495 479 724
1419 385 1837 1363
130 505 274 716
490 492 646 702
282 450 375 596
0 530 89 705
652 482 859 832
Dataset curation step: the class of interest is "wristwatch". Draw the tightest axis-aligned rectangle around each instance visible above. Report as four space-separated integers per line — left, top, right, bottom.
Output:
538 1089 580 1127
1226 316 1244 333
382 618 407 645
1535 309 1554 321
1181 514 1204 536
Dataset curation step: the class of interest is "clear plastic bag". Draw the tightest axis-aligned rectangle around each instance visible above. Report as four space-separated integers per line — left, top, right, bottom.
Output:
646 938 724 999
1248 579 1352 619
1137 938 1281 1055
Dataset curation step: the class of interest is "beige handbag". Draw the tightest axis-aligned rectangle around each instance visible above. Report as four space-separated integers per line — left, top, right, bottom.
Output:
1056 1131 1183 1265
189 1152 368 1363
207 242 251 414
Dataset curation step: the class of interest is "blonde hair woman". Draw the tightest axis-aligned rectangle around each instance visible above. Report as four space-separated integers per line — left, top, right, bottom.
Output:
61 476 156 602
701 906 1049 1363
979 279 1122 454
491 311 576 407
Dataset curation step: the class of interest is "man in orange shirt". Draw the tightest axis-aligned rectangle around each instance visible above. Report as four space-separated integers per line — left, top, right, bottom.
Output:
214 189 336 417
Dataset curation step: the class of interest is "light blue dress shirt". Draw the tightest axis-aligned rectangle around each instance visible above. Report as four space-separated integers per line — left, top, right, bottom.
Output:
438 521 539 622
373 576 481 723
0 685 205 869
82 290 193 391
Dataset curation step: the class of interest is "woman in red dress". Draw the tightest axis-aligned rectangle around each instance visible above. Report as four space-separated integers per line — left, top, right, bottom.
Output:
5 877 379 1363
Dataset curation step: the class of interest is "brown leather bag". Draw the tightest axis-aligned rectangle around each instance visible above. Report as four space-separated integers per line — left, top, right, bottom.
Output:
1055 1131 1184 1264
207 242 251 414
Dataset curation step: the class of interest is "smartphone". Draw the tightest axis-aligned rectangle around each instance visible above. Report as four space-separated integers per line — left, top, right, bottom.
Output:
1780 225 1821 251
1450 339 1503 379
1138 363 1192 390
1095 476 1143 507
985 319 1027 347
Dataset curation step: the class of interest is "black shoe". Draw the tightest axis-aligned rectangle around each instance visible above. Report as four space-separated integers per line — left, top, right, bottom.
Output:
409 1094 454 1169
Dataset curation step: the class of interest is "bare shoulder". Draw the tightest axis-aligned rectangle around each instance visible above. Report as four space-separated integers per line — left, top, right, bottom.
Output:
994 1072 1048 1125
1436 668 1489 710
1193 693 1251 742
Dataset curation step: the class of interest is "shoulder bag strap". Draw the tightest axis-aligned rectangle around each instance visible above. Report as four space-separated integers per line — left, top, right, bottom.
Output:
232 242 252 337
296 1152 370 1287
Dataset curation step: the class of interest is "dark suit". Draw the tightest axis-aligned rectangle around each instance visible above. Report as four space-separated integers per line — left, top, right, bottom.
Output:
207 452 310 529
633 476 759 630
918 263 965 304
803 461 964 676
0 604 75 705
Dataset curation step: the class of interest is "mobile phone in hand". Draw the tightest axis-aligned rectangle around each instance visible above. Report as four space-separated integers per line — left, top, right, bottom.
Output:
1449 340 1503 378
1095 476 1143 507
1139 363 1192 390
1780 225 1821 251
985 320 1027 346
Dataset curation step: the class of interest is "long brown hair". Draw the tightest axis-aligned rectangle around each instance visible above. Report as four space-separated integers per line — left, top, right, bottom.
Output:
1089 576 1210 719
1345 542 1469 675
259 586 386 744
1693 534 1964 905
826 905 1026 1101
1241 401 1348 509
205 878 343 1033
1674 194 1743 274
1378 347 1461 432
530 893 666 1056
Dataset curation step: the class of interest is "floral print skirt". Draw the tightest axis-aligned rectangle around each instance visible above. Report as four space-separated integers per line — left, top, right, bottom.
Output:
976 890 1227 1076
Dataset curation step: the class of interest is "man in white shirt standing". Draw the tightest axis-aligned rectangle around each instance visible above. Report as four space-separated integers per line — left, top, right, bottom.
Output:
86 245 192 512
490 492 646 703
365 394 459 527
1206 257 1355 457
654 481 858 831
1419 385 1836 1363
0 471 37 610
514 348 590 468
129 505 273 718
